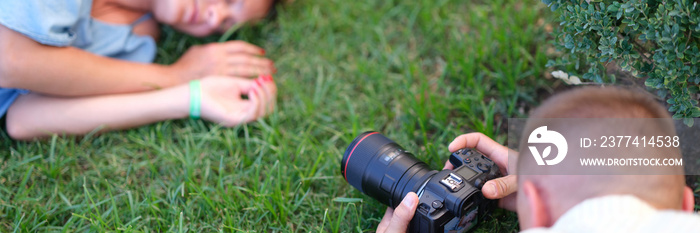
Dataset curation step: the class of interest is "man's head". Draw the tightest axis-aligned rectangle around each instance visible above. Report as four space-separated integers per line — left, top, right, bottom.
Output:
515 87 694 229
152 0 280 37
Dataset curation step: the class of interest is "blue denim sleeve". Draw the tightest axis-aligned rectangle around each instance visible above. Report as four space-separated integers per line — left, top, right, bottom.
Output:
0 89 29 117
0 0 92 46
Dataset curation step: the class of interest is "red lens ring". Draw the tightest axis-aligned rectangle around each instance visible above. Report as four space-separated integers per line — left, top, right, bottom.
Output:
343 132 379 180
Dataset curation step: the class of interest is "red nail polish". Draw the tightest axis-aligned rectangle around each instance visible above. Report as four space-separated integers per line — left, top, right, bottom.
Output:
261 49 266 55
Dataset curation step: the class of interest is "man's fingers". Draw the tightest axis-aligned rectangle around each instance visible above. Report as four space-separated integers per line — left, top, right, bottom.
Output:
448 133 484 152
224 41 265 55
448 133 510 172
385 192 418 233
376 207 394 233
482 175 517 199
483 175 518 212
443 160 454 170
499 194 518 212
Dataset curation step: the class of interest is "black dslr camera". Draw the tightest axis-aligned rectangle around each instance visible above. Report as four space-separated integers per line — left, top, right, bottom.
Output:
340 132 501 233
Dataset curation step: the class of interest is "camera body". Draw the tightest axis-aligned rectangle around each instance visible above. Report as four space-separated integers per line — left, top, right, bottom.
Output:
340 132 501 233
409 149 500 232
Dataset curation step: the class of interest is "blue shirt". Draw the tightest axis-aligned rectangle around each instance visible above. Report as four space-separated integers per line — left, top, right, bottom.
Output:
0 0 157 116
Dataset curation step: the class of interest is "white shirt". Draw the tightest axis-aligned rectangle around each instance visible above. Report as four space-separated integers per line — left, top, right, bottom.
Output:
521 195 700 233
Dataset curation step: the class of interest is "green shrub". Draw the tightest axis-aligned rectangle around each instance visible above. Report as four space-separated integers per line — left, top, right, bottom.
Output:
543 0 700 125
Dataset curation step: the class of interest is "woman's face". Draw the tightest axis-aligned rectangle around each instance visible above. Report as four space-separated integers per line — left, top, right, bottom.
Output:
153 0 275 37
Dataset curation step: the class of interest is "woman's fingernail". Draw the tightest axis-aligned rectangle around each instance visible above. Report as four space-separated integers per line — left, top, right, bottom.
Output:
401 193 418 208
261 49 266 55
258 75 269 82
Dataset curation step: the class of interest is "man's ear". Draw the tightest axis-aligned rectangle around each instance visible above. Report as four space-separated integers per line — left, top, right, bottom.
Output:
521 180 551 228
682 186 695 212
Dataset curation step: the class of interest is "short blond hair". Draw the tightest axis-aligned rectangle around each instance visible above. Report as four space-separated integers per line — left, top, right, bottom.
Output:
517 86 685 214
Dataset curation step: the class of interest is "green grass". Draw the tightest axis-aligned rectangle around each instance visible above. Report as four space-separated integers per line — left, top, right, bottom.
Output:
1 0 554 231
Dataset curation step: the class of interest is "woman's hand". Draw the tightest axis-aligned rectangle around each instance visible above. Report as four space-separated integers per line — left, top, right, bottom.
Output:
172 41 276 81
199 75 276 126
445 133 518 211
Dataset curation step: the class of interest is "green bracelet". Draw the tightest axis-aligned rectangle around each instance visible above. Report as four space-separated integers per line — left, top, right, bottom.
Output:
189 80 201 119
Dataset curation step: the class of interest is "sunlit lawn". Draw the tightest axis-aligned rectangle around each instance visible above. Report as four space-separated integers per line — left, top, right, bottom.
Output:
2 0 586 231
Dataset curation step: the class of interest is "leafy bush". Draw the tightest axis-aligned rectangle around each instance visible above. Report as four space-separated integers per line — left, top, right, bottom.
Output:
543 0 700 125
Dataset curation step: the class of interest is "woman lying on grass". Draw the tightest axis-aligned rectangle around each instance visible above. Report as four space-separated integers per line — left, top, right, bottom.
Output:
0 0 280 140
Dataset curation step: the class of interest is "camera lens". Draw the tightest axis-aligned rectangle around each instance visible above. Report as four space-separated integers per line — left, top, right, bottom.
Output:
341 132 436 208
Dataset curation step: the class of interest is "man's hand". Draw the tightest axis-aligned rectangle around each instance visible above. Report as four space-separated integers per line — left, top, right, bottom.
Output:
172 41 276 81
199 75 276 126
376 192 418 233
444 133 518 211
